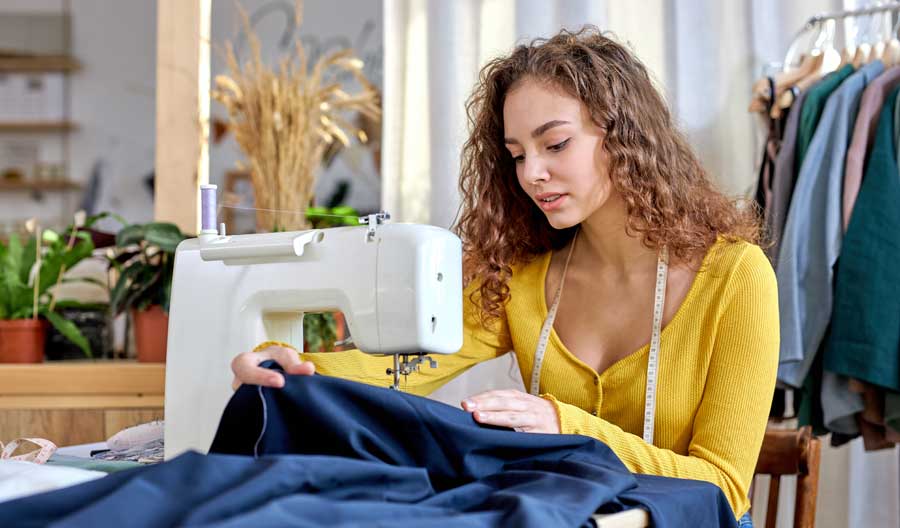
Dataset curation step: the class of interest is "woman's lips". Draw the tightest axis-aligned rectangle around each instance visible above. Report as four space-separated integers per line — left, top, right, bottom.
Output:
537 193 567 212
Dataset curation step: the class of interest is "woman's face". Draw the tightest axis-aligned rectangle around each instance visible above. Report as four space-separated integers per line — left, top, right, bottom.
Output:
503 79 617 229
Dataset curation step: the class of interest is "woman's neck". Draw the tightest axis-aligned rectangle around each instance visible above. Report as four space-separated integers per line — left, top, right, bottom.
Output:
574 193 658 277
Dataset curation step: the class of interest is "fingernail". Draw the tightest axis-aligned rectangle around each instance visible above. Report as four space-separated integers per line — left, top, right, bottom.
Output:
462 399 475 410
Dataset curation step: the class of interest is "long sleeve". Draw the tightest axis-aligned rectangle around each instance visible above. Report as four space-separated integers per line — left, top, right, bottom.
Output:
544 246 779 518
254 281 512 397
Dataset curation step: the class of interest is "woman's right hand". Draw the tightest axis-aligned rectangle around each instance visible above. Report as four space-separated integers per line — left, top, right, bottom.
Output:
231 345 316 390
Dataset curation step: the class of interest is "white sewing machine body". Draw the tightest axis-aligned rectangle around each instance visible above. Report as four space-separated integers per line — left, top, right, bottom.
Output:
164 222 463 459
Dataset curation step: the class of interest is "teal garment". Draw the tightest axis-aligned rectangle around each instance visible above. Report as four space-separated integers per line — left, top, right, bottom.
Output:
797 332 828 436
45 454 142 473
796 65 855 172
824 85 900 391
895 87 900 169
885 391 900 432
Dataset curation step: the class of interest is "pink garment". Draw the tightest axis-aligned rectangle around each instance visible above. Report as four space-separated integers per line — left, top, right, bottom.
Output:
844 66 900 232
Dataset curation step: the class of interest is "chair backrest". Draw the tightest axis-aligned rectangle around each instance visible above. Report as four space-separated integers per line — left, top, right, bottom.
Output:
752 426 821 528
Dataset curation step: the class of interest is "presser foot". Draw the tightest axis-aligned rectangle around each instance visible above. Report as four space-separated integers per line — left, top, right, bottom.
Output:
386 353 438 390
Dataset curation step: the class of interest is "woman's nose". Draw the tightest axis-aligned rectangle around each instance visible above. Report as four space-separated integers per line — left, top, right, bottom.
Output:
524 158 549 185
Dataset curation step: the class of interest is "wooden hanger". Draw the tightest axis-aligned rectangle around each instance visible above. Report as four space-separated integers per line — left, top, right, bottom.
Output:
771 53 825 118
886 12 900 67
853 43 871 67
748 53 819 113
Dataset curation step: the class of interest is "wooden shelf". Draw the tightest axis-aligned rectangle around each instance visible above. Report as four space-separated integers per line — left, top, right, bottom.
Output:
0 361 165 447
0 361 165 410
0 180 81 191
0 122 77 133
0 55 80 73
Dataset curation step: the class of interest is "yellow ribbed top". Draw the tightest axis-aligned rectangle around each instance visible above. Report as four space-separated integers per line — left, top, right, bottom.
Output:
255 238 779 519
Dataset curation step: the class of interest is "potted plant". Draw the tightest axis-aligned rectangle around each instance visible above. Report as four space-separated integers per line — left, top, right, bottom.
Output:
0 219 98 363
108 222 186 362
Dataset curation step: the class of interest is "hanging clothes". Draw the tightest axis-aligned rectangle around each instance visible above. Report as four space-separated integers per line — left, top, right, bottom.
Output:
765 87 812 263
794 65 856 173
824 85 900 418
820 66 900 441
842 66 900 232
776 61 881 389
753 77 790 221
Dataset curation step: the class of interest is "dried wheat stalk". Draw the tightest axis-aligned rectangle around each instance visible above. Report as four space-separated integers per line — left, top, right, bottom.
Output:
212 0 380 231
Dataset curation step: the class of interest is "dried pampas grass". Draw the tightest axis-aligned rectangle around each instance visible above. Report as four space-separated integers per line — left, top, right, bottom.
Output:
212 0 380 231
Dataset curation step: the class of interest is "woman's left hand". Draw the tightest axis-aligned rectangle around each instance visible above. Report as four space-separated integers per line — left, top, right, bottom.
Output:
461 390 561 433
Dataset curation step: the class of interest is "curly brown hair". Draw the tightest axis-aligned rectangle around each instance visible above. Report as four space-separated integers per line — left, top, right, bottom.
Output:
454 26 761 324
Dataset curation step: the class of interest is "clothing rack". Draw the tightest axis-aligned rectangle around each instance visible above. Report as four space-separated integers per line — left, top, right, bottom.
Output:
804 2 900 28
784 2 900 68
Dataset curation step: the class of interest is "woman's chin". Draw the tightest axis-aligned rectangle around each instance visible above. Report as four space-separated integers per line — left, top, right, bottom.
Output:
545 214 580 230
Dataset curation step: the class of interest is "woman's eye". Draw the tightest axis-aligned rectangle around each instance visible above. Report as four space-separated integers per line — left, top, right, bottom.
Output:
549 138 570 152
513 154 525 164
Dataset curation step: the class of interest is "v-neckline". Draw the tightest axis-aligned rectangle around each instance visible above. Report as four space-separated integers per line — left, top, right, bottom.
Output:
537 240 715 378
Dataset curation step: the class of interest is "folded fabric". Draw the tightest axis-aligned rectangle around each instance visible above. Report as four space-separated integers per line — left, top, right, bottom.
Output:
0 459 104 504
0 371 736 527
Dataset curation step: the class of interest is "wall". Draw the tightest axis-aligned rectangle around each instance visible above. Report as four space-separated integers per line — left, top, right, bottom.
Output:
0 0 383 235
0 0 157 234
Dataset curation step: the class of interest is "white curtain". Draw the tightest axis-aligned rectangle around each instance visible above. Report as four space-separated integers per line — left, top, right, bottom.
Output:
382 1 899 526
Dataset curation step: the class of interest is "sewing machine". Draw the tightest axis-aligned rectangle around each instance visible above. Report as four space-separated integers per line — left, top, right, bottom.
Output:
164 186 463 459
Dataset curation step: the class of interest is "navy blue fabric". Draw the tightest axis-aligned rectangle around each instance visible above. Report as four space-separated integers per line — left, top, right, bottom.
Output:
0 370 737 527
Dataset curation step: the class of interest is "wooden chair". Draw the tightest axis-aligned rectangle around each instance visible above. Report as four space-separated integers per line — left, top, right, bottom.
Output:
752 426 821 528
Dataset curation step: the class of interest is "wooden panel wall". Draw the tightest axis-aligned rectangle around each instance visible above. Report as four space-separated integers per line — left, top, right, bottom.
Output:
154 0 211 234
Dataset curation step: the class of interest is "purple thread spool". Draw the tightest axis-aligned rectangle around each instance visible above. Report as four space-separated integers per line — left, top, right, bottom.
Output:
201 184 217 233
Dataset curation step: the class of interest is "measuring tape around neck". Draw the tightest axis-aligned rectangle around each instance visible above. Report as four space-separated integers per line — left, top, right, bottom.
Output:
530 237 669 446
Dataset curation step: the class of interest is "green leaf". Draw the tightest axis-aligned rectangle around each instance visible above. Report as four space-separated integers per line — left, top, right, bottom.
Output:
330 205 358 217
52 299 108 311
10 307 34 319
42 310 92 358
306 206 328 218
144 223 185 253
113 265 161 316
109 263 143 314
62 238 95 269
116 224 145 247
82 211 127 230
5 234 23 275
42 229 60 243
18 235 37 285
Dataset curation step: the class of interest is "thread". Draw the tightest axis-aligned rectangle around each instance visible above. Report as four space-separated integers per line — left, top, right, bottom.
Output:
201 184 218 231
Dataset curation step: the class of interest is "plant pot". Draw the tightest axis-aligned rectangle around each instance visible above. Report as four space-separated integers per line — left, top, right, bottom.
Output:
46 305 113 361
0 319 47 363
132 305 169 363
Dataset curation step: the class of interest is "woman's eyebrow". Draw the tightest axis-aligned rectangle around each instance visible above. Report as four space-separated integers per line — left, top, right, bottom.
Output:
504 120 571 144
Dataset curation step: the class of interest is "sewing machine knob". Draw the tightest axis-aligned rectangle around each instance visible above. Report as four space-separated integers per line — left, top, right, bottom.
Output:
436 272 443 282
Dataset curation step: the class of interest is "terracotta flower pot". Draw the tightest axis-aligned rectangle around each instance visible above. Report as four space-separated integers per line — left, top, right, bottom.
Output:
132 305 169 363
0 319 47 363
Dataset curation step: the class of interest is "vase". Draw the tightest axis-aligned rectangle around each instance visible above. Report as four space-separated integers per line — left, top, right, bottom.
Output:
0 319 47 363
132 305 169 363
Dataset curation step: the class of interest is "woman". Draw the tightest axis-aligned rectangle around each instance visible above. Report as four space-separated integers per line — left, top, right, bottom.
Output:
232 27 777 526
